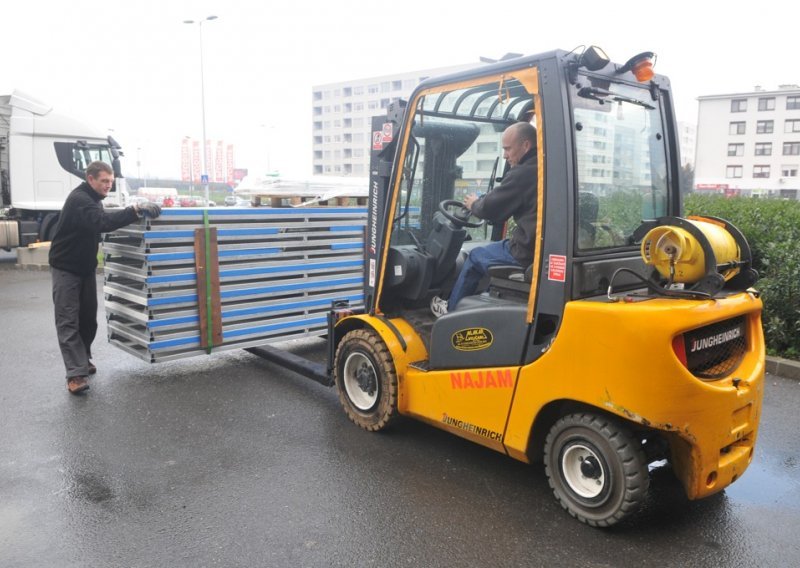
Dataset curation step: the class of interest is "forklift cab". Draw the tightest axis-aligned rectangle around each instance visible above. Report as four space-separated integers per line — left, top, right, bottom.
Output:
365 51 675 371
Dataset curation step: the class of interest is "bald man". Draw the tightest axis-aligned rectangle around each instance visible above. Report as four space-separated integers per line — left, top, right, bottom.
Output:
433 122 538 315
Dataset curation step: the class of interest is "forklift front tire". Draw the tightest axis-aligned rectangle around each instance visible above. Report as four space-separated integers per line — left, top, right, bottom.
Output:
544 412 649 527
334 329 398 432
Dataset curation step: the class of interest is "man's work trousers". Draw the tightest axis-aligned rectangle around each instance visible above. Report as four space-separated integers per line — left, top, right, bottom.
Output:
52 267 97 380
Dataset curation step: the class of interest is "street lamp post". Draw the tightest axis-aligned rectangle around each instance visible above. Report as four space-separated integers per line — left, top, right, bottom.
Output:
184 15 218 207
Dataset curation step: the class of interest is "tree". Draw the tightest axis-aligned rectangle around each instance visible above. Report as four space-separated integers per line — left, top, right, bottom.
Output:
679 163 695 195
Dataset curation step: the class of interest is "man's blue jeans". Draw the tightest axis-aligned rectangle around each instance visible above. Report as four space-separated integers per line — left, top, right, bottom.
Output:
448 239 520 310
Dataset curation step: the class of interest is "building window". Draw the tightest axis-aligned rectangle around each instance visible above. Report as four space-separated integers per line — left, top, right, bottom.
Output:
753 165 770 178
343 87 352 97
787 96 800 110
313 91 322 101
755 142 772 156
756 120 774 134
353 86 364 96
368 100 379 110
313 106 322 116
726 165 743 178
313 121 322 130
730 98 747 112
782 164 798 177
729 121 746 135
477 142 498 153
758 97 775 111
313 151 322 159
368 84 379 94
727 143 744 157
784 142 800 155
313 136 322 144
353 102 364 112
392 80 402 90
785 119 800 133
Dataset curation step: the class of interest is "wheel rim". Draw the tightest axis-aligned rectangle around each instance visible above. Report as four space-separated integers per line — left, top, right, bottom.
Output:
560 442 607 500
342 351 378 411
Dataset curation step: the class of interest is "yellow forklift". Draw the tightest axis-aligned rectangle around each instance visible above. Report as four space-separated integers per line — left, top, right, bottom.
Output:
251 46 764 526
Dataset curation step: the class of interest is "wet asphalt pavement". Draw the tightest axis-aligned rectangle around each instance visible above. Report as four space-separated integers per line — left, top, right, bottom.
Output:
1 259 799 568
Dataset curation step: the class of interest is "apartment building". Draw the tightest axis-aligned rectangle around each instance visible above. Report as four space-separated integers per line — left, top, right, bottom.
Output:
695 85 800 198
311 63 479 176
677 121 696 168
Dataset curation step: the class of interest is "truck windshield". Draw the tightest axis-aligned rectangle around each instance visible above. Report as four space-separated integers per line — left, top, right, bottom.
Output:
53 142 115 180
571 76 668 251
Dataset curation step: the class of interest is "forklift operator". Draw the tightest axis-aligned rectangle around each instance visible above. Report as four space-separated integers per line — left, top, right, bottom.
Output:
436 121 538 314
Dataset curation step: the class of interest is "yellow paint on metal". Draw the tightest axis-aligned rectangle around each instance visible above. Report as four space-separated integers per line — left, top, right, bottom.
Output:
641 219 741 283
403 366 519 453
502 292 764 499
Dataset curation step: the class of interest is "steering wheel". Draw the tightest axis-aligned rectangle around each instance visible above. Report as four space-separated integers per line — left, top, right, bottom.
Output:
438 199 485 229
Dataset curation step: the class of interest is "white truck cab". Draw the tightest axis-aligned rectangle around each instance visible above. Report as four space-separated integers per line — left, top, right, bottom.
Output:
1 90 129 248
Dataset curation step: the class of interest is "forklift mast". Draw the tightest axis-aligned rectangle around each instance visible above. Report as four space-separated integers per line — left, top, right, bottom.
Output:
365 100 406 312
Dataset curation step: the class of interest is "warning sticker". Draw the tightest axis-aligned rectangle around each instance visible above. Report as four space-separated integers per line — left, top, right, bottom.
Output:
381 122 393 143
372 131 383 150
548 254 567 282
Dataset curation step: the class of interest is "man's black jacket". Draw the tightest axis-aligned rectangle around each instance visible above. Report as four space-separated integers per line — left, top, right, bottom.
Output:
470 149 537 266
48 182 139 275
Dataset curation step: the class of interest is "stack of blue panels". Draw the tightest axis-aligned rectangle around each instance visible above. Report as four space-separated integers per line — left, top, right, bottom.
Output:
103 206 366 362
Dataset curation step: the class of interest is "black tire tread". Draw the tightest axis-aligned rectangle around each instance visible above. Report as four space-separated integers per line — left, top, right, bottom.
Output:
334 329 398 432
543 412 649 527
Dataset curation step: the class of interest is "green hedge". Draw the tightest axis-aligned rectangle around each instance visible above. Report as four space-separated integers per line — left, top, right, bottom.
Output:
684 194 800 358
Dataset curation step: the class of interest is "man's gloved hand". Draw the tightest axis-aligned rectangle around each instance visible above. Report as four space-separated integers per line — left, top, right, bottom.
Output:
139 202 162 219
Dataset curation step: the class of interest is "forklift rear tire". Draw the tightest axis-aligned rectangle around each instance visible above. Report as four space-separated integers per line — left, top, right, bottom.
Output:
334 329 398 432
543 412 649 527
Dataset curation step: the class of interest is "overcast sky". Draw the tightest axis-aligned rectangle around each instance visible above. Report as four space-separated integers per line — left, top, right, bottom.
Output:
1 0 795 179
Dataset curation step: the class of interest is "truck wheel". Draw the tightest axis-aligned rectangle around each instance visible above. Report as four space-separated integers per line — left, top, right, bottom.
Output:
544 413 649 527
334 329 398 432
41 213 59 242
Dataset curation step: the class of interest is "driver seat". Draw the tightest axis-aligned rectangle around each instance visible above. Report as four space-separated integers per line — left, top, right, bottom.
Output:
426 211 467 286
487 263 532 302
